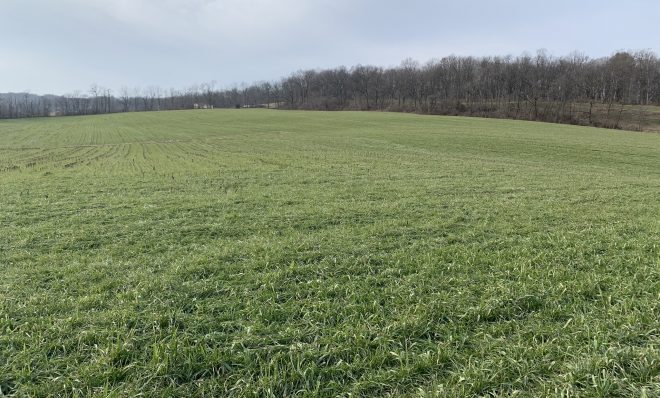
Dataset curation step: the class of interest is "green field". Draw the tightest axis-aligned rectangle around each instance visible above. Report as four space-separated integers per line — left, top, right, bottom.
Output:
1 110 659 397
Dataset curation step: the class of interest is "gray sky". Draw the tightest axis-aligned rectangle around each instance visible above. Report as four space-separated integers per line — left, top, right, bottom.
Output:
1 0 659 95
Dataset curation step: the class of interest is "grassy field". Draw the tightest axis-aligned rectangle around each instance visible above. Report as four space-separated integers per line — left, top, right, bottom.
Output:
1 110 659 397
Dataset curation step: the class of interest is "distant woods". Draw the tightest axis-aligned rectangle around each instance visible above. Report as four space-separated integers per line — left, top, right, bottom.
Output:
1 50 659 130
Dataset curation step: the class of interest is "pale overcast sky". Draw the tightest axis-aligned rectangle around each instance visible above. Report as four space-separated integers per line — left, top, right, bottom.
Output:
1 0 658 95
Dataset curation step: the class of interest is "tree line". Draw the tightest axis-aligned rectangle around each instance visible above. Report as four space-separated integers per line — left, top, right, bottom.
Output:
1 50 659 130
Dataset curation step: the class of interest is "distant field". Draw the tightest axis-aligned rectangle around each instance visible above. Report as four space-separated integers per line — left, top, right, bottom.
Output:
1 110 659 396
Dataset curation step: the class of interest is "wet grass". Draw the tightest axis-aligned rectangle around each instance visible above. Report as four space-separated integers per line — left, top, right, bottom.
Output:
1 110 659 396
